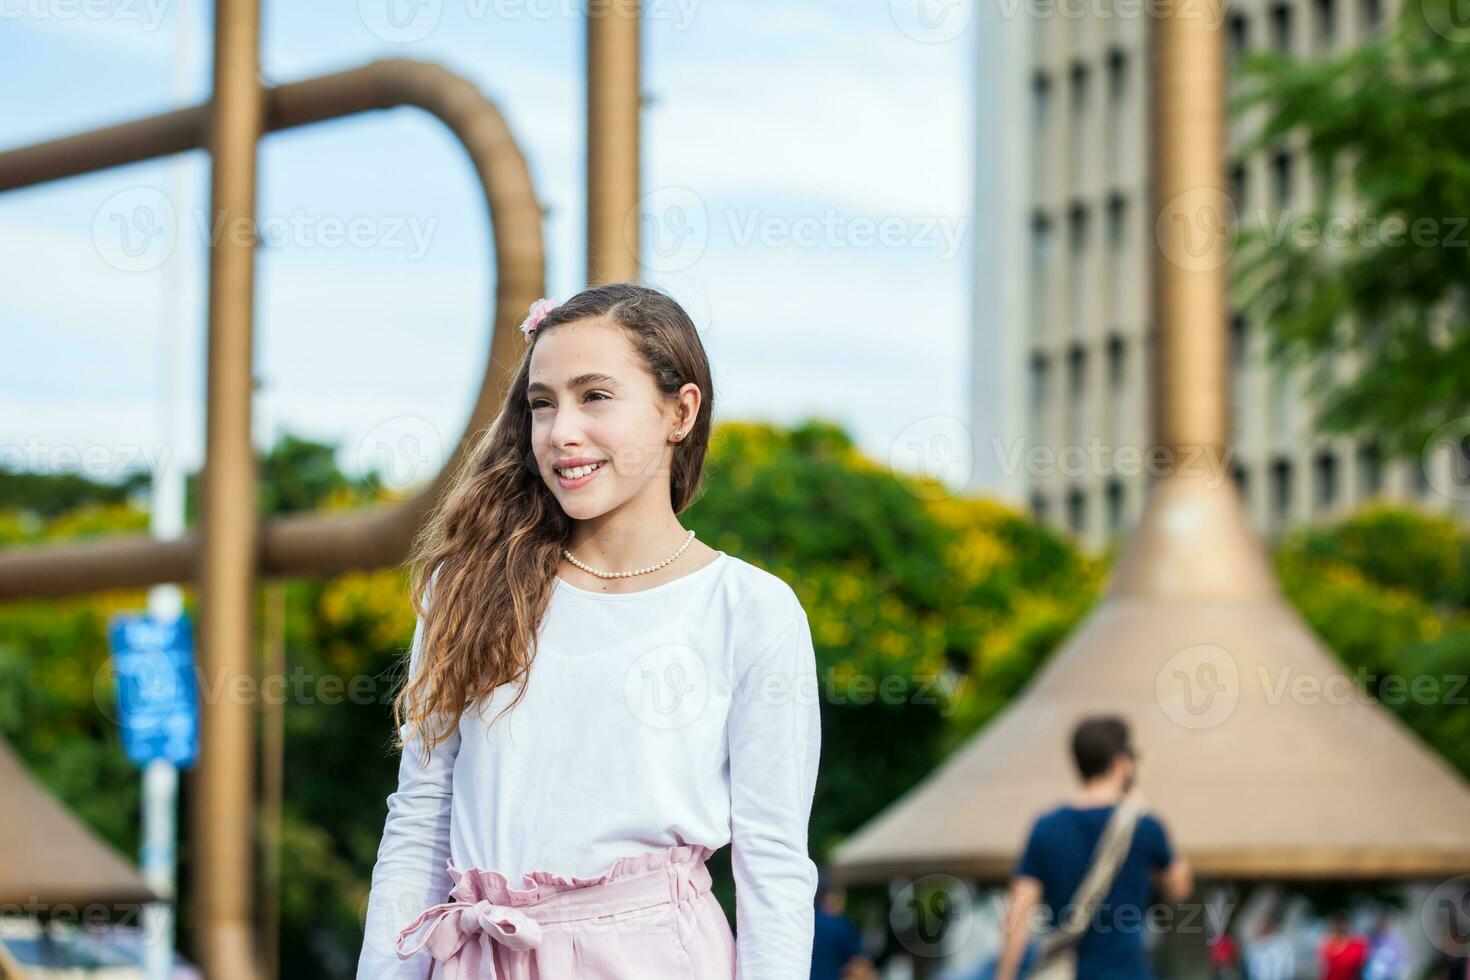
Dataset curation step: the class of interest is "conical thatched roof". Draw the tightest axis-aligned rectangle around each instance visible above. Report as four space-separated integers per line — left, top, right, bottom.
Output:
831 474 1470 883
0 736 157 908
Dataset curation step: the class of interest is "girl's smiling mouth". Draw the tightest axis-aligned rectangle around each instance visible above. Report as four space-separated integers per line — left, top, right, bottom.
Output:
554 459 606 489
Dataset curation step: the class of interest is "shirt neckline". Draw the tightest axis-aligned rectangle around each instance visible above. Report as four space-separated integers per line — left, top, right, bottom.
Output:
555 550 728 600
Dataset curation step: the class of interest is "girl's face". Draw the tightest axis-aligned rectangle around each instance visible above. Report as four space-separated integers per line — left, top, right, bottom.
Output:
526 316 695 522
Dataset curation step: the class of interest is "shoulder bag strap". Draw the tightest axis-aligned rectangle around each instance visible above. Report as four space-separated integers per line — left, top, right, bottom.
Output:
1039 795 1142 956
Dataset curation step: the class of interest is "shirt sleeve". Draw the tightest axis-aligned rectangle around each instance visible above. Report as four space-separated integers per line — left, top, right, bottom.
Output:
1014 817 1048 883
355 610 461 980
1142 815 1174 869
727 609 822 980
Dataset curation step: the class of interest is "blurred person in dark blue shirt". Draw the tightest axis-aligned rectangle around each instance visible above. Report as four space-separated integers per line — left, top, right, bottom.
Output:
995 716 1193 980
812 869 873 980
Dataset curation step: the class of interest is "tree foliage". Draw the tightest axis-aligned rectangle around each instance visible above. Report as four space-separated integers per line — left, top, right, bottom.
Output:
1230 0 1470 459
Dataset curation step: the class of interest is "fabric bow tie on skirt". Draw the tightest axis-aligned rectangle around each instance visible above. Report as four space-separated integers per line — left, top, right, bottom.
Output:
396 897 544 979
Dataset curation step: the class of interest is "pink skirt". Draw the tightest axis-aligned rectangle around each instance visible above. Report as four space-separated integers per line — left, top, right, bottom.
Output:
394 843 735 979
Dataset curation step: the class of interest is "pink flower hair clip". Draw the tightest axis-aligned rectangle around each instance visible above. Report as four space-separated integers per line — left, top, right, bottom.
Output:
519 297 559 343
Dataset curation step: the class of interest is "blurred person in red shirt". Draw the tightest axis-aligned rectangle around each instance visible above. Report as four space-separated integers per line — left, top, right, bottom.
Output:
1319 913 1369 980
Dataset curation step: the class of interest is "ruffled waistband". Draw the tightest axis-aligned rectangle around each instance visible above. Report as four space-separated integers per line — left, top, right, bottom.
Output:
443 842 715 907
395 843 717 973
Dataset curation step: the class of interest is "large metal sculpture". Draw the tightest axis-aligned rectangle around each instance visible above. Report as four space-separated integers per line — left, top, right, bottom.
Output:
0 0 613 969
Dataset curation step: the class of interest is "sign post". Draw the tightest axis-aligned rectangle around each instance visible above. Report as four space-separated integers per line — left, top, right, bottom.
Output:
108 612 198 980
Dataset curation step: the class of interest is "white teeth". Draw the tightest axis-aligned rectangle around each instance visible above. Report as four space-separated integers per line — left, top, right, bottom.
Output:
559 462 603 479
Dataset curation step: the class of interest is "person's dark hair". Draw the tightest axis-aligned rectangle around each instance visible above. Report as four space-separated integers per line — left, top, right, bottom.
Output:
1071 715 1133 781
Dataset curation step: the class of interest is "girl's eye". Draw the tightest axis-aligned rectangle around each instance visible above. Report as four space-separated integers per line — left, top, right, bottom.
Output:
528 391 609 411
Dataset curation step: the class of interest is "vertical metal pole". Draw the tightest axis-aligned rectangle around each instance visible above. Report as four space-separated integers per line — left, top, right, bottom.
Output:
259 582 286 980
194 0 264 976
1150 0 1228 457
586 0 641 284
139 759 177 980
141 5 195 970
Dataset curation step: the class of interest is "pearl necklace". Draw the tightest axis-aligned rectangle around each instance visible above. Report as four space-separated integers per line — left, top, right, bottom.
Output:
562 529 697 579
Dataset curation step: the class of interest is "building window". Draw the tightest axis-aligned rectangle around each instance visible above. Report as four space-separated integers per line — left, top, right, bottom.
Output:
1067 203 1090 328
1228 159 1249 209
1068 203 1090 255
1268 366 1291 441
1106 193 1127 249
1232 462 1251 504
1229 313 1249 369
1228 11 1250 62
1031 212 1054 333
1229 314 1249 441
1356 440 1382 497
1270 2 1294 52
1067 343 1088 445
1070 61 1090 117
1068 343 1088 396
1106 333 1126 389
1360 0 1383 32
1314 450 1338 510
1106 479 1125 535
1271 148 1294 209
1067 487 1088 534
1314 0 1337 49
1031 491 1050 521
1032 71 1053 126
1106 47 1128 103
1105 48 1127 175
1032 70 1052 165
1029 351 1051 432
1271 457 1294 525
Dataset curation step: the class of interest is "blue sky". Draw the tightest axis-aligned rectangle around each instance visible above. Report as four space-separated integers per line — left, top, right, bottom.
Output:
0 0 984 497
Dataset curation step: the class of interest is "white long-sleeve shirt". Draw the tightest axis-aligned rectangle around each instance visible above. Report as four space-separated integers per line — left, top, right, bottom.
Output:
356 550 821 979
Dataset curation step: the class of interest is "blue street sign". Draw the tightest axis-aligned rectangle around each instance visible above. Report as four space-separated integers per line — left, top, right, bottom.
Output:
107 614 199 768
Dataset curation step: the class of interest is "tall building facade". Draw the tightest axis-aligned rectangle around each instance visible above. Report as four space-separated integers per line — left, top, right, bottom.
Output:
973 0 1470 552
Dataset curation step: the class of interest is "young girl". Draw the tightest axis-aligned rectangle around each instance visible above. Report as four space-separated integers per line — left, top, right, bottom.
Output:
355 283 822 979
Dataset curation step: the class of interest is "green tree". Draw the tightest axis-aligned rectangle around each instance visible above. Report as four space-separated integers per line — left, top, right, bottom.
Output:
1230 0 1470 460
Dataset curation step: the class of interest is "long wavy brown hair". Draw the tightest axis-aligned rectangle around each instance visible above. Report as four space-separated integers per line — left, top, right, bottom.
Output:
390 282 716 760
